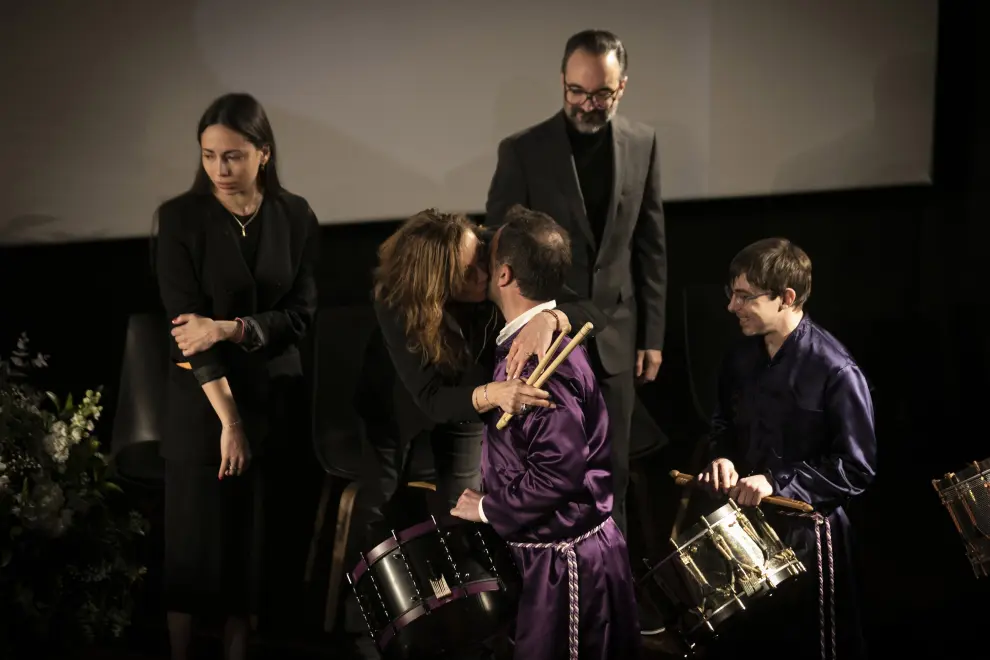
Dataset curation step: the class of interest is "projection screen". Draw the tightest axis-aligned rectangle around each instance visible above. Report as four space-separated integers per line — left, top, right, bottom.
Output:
0 0 937 244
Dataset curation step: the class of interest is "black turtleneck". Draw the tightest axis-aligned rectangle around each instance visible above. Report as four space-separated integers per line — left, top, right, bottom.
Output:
566 119 614 248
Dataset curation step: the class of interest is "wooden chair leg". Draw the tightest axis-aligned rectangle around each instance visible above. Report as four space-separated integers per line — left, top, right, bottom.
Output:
324 480 362 634
304 473 334 583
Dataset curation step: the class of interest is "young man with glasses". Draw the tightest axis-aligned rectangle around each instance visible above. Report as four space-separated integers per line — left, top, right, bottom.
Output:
484 28 667 570
698 237 877 660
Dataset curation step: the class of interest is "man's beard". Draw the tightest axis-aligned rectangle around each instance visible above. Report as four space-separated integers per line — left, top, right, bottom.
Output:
567 105 614 134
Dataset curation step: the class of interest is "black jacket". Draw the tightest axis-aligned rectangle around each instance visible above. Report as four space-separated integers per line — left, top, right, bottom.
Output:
155 190 319 462
485 111 667 375
355 299 497 444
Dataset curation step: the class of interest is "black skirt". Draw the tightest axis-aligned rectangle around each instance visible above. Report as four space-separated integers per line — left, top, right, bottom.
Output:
161 371 306 618
163 460 267 617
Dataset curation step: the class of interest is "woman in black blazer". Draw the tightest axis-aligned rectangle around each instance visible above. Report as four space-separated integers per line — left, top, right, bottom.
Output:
154 93 318 660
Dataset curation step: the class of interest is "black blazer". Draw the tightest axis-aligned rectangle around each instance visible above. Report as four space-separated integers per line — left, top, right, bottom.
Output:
155 190 319 462
485 111 667 376
355 300 496 445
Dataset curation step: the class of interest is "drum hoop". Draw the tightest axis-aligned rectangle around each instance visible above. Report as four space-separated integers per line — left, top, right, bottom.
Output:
681 560 801 637
939 472 990 498
674 505 744 553
683 596 744 635
350 518 494 585
934 459 990 492
374 578 503 651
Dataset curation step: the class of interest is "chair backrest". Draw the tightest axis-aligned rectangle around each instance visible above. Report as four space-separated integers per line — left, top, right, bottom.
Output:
311 304 380 478
629 395 669 461
110 311 169 483
682 285 740 426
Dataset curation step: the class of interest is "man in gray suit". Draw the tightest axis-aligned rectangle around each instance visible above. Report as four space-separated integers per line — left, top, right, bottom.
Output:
485 29 666 539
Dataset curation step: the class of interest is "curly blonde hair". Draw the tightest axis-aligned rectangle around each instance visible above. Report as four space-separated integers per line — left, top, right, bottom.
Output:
373 209 480 371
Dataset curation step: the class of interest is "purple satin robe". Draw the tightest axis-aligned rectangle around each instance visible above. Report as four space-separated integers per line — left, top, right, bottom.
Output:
708 314 876 658
480 331 640 660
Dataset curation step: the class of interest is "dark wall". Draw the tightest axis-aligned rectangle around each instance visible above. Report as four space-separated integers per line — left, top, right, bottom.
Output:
0 185 930 456
0 1 985 652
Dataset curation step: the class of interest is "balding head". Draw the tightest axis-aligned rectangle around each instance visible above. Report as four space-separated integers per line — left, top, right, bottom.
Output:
489 205 572 303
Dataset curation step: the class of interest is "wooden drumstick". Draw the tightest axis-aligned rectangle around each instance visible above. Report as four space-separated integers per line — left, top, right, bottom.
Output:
669 470 815 513
495 322 594 430
525 330 569 388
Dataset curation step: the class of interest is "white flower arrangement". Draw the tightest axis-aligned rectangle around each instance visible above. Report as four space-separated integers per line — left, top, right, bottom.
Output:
0 333 148 654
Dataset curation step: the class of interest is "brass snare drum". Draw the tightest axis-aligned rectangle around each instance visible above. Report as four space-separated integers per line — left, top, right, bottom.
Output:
642 499 806 647
933 457 990 578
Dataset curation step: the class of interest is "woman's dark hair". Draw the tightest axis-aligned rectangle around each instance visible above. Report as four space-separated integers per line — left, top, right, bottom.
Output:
190 92 283 195
152 93 283 276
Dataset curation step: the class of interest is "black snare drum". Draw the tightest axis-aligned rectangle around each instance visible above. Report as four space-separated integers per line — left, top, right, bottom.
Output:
348 516 521 659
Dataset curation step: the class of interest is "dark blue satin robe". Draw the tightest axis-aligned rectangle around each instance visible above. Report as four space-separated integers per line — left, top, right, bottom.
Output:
708 314 876 658
480 331 640 659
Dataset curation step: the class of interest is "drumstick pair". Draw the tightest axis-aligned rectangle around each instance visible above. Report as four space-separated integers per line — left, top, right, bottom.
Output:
495 322 594 430
669 470 814 512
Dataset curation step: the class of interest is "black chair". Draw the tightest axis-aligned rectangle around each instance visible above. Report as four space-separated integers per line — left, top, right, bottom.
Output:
109 311 169 486
303 305 436 634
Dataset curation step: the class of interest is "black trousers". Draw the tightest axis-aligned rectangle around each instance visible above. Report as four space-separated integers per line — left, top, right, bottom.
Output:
355 422 483 549
590 348 636 538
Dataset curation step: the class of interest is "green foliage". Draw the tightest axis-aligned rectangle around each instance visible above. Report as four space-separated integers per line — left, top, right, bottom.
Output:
0 334 148 656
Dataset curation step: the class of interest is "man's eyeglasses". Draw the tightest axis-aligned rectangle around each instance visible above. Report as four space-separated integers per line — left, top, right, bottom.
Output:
564 84 619 108
724 286 771 305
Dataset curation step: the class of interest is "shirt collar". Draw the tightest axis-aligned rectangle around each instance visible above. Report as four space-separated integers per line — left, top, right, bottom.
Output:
496 300 557 346
770 314 811 363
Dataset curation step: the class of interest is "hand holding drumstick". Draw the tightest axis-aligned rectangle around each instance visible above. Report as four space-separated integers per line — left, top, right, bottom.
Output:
671 469 814 513
495 322 594 430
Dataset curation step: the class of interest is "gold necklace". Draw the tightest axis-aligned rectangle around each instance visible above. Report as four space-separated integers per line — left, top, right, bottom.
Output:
227 197 263 237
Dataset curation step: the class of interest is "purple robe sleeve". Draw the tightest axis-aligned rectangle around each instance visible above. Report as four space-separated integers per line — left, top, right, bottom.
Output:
481 382 589 537
768 365 878 508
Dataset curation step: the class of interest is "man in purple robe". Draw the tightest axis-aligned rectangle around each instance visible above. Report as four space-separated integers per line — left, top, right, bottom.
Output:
698 238 877 660
451 204 640 660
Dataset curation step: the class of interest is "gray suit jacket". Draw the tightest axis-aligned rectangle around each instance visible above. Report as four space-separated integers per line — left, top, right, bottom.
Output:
485 111 667 376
